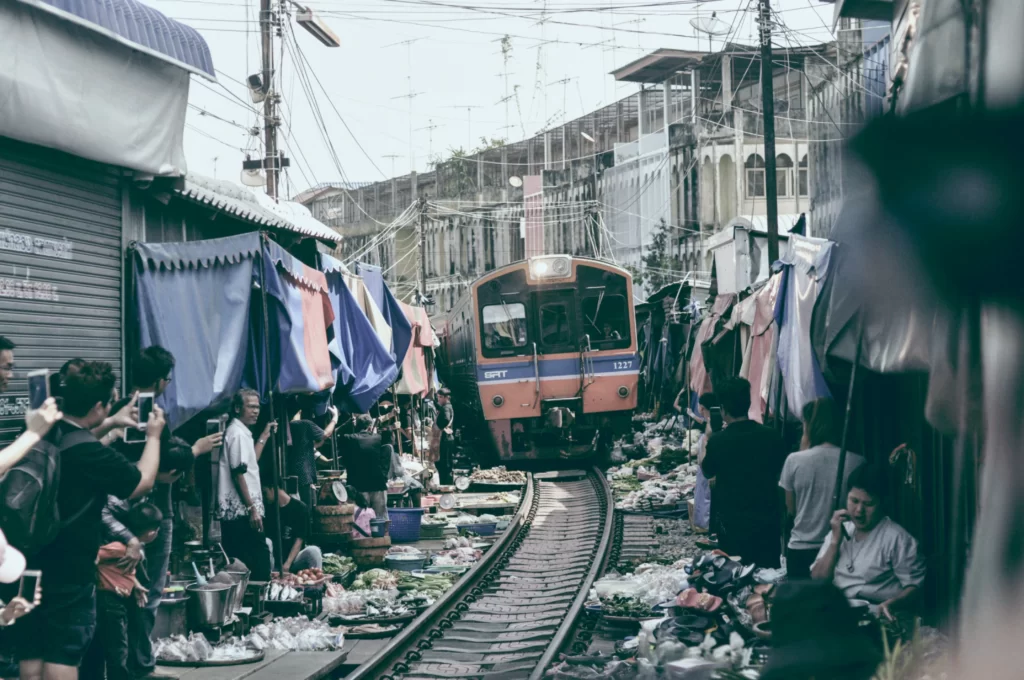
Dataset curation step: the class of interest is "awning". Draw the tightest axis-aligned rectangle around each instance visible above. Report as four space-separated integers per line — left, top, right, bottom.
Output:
175 173 341 245
15 0 215 79
354 263 413 365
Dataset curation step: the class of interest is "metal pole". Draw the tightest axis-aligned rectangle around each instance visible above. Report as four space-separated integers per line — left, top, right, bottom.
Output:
832 316 865 512
758 0 779 264
259 234 284 570
418 197 427 303
261 0 279 199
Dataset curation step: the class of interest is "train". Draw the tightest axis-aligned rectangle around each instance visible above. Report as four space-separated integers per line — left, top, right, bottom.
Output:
439 255 638 462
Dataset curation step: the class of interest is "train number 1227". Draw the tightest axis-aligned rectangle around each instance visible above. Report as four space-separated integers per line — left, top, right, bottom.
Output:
613 361 633 370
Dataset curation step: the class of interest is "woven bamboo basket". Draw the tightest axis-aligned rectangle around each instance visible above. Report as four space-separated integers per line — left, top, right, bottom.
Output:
350 536 391 568
314 503 355 535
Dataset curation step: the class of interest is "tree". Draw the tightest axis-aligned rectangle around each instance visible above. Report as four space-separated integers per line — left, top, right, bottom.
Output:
636 218 683 293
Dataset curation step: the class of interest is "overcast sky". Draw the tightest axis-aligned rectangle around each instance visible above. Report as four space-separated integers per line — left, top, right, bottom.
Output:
152 0 838 196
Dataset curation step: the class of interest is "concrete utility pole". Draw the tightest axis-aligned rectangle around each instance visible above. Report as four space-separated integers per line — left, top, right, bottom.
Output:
261 0 279 198
418 196 428 305
759 0 780 264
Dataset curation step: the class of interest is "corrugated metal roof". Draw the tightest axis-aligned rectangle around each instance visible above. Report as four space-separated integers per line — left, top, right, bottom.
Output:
176 173 340 244
16 0 215 79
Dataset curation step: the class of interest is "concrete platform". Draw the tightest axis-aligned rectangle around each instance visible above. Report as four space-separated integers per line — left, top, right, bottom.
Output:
156 649 348 680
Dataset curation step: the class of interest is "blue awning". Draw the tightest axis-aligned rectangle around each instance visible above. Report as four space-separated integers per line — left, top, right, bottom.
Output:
16 0 215 79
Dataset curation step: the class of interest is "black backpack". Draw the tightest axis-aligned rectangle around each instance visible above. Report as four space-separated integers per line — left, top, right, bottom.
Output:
0 427 95 555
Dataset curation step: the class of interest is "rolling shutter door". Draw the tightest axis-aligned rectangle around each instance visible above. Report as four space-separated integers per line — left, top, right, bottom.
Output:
0 137 123 444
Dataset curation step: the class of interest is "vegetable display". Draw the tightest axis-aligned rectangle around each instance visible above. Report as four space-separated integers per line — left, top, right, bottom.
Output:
469 467 526 484
351 569 399 591
275 568 327 586
322 554 355 575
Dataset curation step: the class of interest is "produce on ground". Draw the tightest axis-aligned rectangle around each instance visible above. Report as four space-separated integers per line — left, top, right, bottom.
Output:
351 569 399 591
322 554 355 575
469 467 526 484
600 595 658 619
433 547 481 565
274 567 326 586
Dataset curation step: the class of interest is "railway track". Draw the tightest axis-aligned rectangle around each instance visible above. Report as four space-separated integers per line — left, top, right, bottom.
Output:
349 468 614 680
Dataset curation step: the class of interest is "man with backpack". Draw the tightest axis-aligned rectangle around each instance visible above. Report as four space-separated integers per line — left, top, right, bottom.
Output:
6 361 164 680
0 335 64 475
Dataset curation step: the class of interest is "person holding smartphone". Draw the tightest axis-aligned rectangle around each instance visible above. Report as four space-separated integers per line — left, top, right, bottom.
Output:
0 336 64 475
0 528 40 628
11 361 164 680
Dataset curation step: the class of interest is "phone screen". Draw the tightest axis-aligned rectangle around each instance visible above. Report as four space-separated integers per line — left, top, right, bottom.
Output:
137 393 155 430
709 407 724 433
206 419 222 437
19 570 40 601
28 371 50 410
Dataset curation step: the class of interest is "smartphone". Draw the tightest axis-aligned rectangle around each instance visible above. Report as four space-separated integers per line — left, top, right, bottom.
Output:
709 407 724 433
124 427 146 443
18 570 41 602
27 370 50 410
206 418 223 437
137 392 155 431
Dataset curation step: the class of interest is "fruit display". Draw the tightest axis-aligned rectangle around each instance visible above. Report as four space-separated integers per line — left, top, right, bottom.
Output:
274 567 327 586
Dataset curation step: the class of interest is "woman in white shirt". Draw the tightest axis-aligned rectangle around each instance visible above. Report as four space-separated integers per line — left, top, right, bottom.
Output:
811 464 926 621
218 389 276 581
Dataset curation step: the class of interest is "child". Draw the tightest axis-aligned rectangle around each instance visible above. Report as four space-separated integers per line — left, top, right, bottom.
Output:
86 501 163 680
347 485 376 539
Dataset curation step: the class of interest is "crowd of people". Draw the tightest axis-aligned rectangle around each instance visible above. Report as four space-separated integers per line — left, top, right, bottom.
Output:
0 335 426 680
681 376 926 624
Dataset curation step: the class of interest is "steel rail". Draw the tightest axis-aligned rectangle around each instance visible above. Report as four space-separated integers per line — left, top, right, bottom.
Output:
347 473 536 679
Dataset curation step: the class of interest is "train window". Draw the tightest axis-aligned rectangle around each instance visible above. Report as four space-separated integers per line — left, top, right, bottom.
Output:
582 294 630 349
482 303 527 352
539 301 573 348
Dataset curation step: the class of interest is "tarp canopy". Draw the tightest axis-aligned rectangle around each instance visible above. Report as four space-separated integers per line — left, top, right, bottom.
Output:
354 262 413 365
261 240 335 395
395 303 435 397
321 254 398 412
135 234 346 429
134 234 260 429
340 269 393 355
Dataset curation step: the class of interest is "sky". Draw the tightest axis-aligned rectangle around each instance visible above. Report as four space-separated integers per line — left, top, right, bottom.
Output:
151 0 840 197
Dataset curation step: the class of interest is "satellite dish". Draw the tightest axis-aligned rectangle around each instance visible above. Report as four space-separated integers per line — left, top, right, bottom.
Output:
690 12 730 37
509 176 523 188
240 169 266 187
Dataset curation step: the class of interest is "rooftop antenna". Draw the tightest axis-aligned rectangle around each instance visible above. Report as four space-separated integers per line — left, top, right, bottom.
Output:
614 17 646 56
385 37 423 173
690 11 730 53
445 105 483 151
382 154 401 177
415 119 441 161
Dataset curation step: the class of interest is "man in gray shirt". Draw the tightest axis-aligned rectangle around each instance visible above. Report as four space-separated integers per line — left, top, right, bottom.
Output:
779 398 865 578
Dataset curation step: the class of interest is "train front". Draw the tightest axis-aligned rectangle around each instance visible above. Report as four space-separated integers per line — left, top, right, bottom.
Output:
473 255 638 461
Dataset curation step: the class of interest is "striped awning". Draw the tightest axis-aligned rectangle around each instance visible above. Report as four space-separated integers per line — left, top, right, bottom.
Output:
15 0 215 79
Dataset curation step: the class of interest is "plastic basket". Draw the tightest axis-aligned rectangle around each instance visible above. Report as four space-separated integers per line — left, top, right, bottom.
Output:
388 508 425 543
458 522 497 536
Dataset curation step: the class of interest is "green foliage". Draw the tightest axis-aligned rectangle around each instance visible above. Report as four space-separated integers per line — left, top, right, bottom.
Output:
636 218 684 292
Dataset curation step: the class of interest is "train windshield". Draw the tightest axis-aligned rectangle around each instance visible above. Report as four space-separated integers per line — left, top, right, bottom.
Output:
582 293 630 349
482 303 527 351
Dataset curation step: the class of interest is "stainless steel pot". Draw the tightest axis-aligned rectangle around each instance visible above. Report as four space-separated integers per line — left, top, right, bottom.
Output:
225 569 250 612
185 583 233 628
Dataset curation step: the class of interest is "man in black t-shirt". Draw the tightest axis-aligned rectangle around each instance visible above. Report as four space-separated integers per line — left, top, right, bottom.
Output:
339 415 389 519
701 377 788 568
261 487 321 573
12 361 163 680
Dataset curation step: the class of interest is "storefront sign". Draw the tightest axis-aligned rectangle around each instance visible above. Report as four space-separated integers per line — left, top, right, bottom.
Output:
0 277 60 302
0 228 74 260
0 395 28 418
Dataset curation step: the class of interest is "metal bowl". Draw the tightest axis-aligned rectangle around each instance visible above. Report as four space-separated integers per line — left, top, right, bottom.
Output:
186 583 234 628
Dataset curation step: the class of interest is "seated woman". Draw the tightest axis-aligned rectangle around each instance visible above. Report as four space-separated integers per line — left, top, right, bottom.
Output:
811 464 925 622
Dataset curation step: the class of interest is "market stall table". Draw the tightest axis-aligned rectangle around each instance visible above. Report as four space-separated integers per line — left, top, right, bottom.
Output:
155 649 348 680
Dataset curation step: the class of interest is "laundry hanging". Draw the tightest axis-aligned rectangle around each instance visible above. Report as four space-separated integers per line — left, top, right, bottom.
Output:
395 302 435 397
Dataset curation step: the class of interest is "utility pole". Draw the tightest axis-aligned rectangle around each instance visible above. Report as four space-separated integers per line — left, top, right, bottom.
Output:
759 0 780 264
260 0 280 198
418 197 428 305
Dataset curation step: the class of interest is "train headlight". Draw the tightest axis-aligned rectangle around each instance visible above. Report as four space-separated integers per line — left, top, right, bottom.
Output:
618 386 630 398
530 255 571 279
492 395 504 407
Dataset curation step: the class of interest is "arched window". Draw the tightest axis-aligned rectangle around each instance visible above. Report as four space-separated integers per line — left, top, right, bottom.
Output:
776 154 794 197
745 154 766 198
798 154 809 197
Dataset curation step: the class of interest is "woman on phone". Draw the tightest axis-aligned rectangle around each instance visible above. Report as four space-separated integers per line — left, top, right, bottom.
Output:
811 465 926 622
